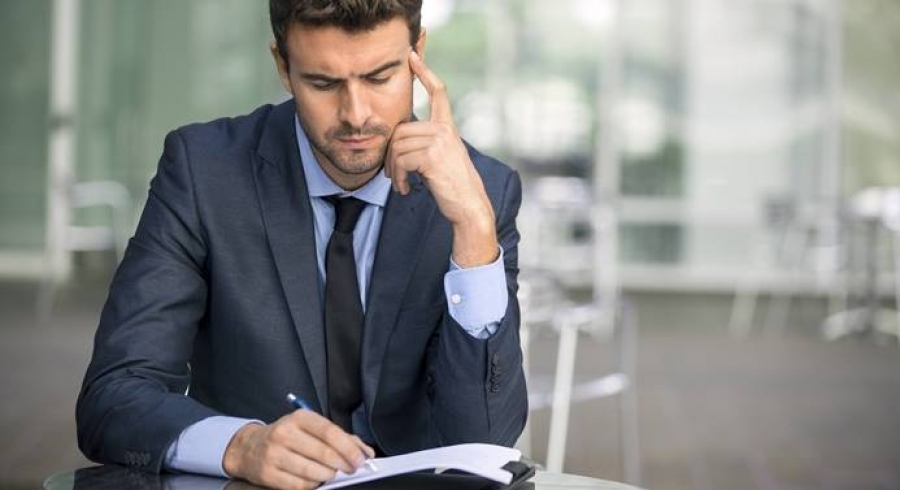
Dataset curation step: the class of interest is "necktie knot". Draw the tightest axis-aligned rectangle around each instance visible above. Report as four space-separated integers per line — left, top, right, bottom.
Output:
327 196 366 233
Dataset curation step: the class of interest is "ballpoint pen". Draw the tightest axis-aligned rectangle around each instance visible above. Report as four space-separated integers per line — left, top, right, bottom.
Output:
286 393 379 472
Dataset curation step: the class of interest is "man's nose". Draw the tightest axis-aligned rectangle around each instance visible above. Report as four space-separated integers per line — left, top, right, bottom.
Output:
339 82 372 129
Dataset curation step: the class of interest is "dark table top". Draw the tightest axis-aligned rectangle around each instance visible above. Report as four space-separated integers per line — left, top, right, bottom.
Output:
44 465 644 490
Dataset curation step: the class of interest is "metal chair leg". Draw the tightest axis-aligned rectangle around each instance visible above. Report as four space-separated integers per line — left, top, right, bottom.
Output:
516 320 533 457
618 302 642 486
546 316 578 472
892 232 900 344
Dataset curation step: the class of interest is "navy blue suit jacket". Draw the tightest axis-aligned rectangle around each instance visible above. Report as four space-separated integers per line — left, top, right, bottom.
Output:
76 100 527 472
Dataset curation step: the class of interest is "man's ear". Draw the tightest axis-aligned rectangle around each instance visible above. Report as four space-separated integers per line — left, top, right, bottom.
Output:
270 41 292 94
414 28 427 61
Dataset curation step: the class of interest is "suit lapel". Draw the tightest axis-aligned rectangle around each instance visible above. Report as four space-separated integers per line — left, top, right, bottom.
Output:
361 176 436 406
251 101 329 413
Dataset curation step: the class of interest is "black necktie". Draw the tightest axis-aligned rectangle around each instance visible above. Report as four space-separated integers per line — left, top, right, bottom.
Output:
324 196 367 431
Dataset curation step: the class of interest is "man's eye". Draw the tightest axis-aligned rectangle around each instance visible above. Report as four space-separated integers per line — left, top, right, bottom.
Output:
367 76 391 85
311 81 338 91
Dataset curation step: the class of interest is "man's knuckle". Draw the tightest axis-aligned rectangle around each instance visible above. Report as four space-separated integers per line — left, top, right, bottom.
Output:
324 433 351 454
323 448 344 469
309 464 336 482
307 443 325 462
269 429 288 445
323 425 342 442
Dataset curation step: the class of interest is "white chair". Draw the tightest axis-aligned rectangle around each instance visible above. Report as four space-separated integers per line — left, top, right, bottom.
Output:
821 187 900 343
517 176 641 484
728 194 844 337
37 180 132 322
544 298 639 481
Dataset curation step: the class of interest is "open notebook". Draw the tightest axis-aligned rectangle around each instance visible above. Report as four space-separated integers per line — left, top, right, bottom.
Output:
320 443 524 490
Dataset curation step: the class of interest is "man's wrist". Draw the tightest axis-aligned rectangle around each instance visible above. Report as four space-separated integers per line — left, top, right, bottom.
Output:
450 205 498 268
223 422 264 479
451 231 498 268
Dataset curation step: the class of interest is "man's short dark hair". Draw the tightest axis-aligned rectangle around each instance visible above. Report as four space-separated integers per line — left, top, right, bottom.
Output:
270 0 423 65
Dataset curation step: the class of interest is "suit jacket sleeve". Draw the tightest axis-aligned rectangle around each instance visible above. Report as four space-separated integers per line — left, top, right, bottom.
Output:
76 129 221 472
428 168 527 446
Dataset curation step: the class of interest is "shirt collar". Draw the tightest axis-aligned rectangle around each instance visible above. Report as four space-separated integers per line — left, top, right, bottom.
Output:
294 115 391 207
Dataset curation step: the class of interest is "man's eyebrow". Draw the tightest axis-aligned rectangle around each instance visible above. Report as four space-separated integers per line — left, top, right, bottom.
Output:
298 72 342 83
360 60 403 78
298 60 404 83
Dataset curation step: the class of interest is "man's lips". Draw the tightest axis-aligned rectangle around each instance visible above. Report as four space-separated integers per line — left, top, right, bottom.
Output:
336 135 378 149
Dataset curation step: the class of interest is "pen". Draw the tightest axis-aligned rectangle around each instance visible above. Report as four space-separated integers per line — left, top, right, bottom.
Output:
286 393 379 472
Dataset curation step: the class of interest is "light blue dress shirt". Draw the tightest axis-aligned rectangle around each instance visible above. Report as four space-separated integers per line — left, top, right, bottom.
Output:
164 117 508 477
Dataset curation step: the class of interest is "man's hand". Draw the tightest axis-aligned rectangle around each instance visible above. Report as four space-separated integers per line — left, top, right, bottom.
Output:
223 411 375 490
385 50 499 268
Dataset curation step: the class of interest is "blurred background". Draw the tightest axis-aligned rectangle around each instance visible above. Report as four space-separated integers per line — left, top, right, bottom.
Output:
2 0 900 489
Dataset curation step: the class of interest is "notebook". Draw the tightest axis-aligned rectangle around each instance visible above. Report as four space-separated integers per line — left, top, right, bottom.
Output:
320 443 533 490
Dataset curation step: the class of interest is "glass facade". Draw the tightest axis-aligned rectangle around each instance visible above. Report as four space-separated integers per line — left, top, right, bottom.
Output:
1 0 52 249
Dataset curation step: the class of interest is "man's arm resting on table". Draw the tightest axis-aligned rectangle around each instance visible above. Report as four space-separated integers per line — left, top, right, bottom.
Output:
165 416 261 477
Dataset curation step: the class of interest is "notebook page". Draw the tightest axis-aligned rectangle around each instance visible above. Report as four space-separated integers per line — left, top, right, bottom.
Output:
320 443 521 490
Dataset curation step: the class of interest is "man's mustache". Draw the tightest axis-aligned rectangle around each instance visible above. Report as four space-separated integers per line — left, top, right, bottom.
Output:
328 123 390 139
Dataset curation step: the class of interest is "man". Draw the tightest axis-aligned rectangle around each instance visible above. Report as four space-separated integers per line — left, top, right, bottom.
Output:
76 1 526 489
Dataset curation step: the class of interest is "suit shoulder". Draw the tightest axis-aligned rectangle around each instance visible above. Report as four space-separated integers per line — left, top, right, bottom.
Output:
464 141 516 183
169 103 276 153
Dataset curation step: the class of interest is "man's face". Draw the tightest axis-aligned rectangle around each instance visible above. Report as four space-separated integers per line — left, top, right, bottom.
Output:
273 18 425 190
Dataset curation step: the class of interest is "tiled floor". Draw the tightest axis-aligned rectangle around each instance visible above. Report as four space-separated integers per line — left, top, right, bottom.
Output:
1 280 899 489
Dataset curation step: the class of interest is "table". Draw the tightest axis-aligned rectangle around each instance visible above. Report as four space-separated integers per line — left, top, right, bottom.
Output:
44 465 644 490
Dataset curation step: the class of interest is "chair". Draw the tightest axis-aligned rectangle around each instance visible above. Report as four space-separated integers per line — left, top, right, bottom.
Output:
516 176 641 484
37 180 132 322
820 187 900 343
728 194 844 337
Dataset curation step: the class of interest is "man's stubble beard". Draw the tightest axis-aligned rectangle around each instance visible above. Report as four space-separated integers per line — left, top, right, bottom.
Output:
310 122 393 177
311 138 388 176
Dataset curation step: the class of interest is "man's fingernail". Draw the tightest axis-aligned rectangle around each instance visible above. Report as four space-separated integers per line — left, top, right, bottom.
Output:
410 50 420 60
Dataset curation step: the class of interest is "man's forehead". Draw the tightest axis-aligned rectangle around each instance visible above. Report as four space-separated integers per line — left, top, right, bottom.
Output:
285 18 411 75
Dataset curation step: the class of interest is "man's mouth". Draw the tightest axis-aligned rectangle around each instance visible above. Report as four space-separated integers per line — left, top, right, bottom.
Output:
336 135 378 149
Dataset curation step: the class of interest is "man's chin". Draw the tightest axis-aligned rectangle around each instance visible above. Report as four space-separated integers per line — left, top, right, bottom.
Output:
332 151 385 176
331 159 383 177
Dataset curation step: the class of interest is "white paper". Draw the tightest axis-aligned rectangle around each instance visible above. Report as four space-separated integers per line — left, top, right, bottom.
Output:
319 443 522 490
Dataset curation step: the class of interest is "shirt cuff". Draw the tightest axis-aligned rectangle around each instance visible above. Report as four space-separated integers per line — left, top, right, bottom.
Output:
444 246 508 338
164 416 263 478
